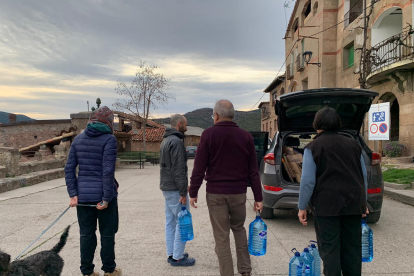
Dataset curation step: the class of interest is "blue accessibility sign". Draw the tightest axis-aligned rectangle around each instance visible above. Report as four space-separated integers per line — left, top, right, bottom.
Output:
372 111 385 122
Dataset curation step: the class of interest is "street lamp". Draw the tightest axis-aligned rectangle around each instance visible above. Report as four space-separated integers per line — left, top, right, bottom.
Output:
303 51 321 67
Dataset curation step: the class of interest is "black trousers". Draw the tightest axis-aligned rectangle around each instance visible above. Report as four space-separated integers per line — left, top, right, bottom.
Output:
314 215 362 276
77 197 119 275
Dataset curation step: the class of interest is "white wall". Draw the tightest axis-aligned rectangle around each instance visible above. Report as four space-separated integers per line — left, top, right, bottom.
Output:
372 9 402 46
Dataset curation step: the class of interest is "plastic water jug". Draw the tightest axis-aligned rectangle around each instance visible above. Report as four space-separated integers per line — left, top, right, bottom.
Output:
361 219 373 262
309 241 321 276
178 206 194 242
301 248 314 276
248 212 267 256
289 249 304 276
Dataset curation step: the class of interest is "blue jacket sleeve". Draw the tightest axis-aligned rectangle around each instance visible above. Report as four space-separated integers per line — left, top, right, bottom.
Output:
298 148 317 210
360 154 368 199
102 136 117 202
65 144 78 198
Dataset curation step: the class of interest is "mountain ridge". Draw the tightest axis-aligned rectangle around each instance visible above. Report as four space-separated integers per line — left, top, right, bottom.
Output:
0 111 35 124
154 108 261 131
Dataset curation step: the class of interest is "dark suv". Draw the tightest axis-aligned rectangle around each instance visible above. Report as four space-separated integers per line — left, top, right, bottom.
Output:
255 88 384 223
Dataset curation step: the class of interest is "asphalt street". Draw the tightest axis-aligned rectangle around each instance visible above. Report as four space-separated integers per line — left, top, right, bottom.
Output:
0 160 413 275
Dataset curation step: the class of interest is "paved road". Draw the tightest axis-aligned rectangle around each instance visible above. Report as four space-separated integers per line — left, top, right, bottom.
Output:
0 160 413 275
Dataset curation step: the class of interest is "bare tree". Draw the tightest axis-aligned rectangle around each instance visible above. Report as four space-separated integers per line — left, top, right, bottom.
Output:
113 61 174 151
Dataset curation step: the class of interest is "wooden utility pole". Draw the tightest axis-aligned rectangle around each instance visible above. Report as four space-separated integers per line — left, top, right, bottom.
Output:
362 0 367 89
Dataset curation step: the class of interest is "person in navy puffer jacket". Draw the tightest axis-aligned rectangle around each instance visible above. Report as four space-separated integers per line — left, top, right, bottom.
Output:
65 106 122 276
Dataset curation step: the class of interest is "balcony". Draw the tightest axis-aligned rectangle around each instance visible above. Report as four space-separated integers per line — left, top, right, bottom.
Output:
296 54 305 72
261 111 270 120
367 30 414 84
287 64 294 80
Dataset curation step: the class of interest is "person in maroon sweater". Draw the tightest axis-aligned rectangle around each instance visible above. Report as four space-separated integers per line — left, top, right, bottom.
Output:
189 99 263 276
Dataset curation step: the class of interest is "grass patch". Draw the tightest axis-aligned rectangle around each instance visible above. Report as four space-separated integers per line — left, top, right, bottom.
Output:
383 168 414 184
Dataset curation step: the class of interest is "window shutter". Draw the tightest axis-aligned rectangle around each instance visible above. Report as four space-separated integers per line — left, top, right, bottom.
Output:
349 45 354 67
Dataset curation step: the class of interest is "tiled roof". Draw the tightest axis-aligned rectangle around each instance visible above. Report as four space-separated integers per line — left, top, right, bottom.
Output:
132 127 166 142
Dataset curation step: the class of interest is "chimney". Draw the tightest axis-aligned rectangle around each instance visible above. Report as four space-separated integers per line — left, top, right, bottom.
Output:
9 113 17 123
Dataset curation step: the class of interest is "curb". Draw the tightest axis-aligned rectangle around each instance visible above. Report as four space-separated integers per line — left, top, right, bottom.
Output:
384 187 414 207
384 181 412 190
0 168 65 194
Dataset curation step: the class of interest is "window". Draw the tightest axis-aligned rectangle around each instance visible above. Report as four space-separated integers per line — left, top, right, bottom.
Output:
344 0 363 28
304 1 311 18
272 93 277 106
280 87 285 96
274 119 277 129
302 79 308 90
292 18 299 40
343 42 355 69
313 2 318 16
266 123 268 132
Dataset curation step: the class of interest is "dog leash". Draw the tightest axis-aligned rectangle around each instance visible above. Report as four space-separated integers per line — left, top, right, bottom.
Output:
14 206 71 261
13 203 99 261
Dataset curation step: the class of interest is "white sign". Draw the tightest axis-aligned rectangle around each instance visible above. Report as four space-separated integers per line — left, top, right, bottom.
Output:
368 102 390 141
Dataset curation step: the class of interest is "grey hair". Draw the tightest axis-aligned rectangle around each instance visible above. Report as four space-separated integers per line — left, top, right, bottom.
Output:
213 99 235 120
170 114 186 127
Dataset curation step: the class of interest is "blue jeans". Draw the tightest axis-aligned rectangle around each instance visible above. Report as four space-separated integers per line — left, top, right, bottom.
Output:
163 190 190 260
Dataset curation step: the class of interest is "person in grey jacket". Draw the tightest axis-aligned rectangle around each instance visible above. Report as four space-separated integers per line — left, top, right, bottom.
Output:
160 114 195 267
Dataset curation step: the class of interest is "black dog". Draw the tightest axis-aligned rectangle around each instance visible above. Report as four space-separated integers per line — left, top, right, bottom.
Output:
0 226 70 276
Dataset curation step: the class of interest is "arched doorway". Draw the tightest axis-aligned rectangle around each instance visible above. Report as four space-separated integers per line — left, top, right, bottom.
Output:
379 92 399 141
371 7 402 47
288 81 298 93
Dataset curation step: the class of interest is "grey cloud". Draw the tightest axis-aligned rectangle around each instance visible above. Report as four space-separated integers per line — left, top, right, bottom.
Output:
0 0 291 118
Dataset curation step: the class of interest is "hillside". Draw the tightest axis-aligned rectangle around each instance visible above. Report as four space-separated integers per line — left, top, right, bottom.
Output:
154 108 261 131
0 111 35 124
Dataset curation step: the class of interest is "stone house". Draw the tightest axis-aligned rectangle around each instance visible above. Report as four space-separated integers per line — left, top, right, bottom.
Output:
265 0 414 155
260 74 286 140
131 128 166 152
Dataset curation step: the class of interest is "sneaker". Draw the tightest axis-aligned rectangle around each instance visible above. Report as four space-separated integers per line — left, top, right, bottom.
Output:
170 256 196 267
104 268 122 276
83 273 100 276
167 253 189 263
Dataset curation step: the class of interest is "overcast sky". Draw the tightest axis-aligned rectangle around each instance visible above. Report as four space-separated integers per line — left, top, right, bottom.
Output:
0 0 292 119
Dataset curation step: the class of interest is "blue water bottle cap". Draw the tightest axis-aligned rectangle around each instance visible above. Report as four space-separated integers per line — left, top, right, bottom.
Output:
182 206 186 211
311 244 317 248
304 248 309 252
295 252 300 257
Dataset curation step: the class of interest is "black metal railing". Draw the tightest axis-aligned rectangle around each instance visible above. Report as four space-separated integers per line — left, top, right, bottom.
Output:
368 30 414 75
296 54 305 71
287 64 293 79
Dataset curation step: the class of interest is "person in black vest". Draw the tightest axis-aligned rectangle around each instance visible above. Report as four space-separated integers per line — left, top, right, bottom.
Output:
298 107 368 276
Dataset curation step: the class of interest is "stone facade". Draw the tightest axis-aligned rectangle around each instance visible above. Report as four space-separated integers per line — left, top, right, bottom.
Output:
261 75 286 139
0 147 20 177
280 0 414 155
0 120 72 149
131 141 162 152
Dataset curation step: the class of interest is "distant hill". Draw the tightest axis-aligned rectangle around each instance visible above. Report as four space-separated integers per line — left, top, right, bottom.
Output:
154 108 261 131
0 111 35 124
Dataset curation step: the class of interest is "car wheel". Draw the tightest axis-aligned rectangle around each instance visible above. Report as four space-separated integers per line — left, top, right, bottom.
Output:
366 211 381 224
260 206 274 219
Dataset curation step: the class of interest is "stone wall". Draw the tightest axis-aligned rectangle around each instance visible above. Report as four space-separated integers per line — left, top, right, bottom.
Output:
131 141 161 152
184 136 200 147
0 147 20 177
70 112 92 133
0 120 72 149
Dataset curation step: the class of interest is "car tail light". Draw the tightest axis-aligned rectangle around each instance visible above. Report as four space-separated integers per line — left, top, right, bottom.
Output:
264 153 275 165
263 185 283 192
367 188 382 194
372 152 381 166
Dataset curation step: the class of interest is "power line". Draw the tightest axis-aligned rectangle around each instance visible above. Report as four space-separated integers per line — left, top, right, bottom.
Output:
250 0 376 110
250 40 298 110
